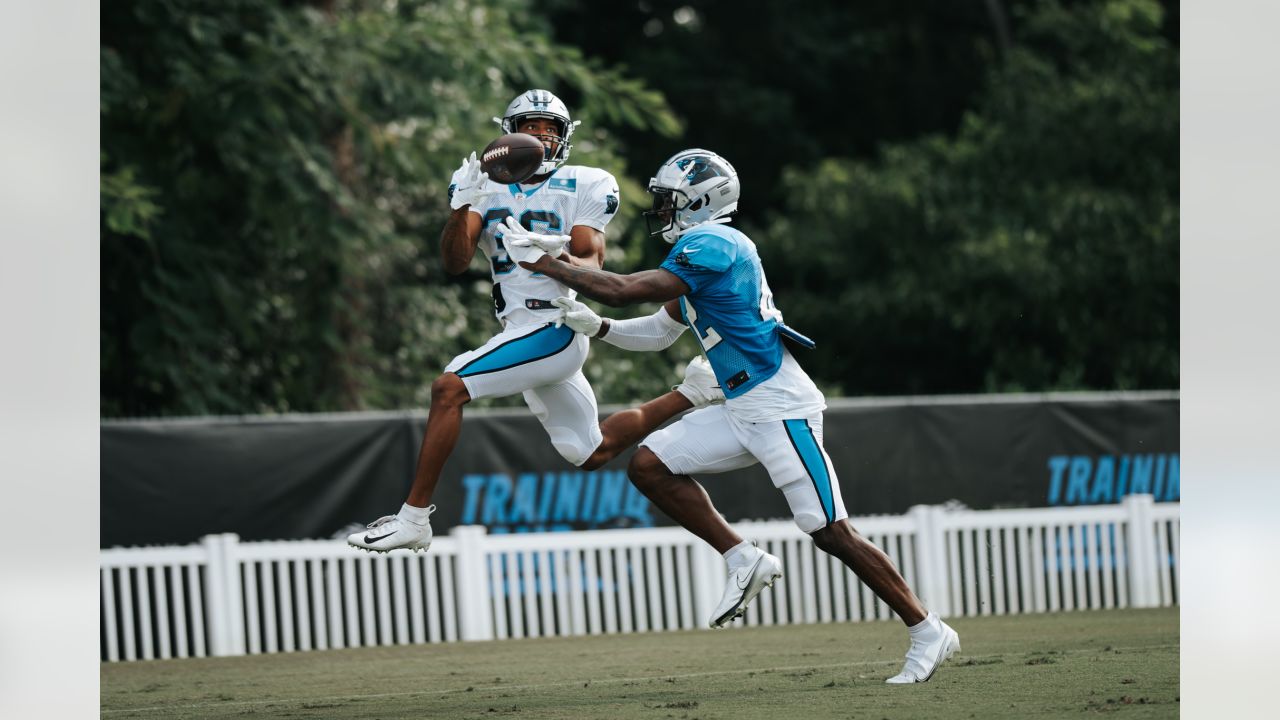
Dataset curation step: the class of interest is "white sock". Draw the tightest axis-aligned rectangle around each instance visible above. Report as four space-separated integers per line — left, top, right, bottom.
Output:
397 503 431 525
723 541 757 570
908 612 938 636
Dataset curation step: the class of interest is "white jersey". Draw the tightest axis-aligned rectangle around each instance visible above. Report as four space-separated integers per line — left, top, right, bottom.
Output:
451 164 621 327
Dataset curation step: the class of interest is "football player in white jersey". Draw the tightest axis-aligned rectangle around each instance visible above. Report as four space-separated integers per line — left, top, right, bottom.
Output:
517 149 961 685
348 92 722 555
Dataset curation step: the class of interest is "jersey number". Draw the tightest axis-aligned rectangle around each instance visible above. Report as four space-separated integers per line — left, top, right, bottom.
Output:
683 300 723 350
683 275 784 351
484 208 564 276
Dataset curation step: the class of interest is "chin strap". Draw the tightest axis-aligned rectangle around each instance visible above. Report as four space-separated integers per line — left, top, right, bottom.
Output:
666 216 734 242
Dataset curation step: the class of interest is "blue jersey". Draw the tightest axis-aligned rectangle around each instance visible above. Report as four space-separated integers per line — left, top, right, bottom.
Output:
659 223 794 399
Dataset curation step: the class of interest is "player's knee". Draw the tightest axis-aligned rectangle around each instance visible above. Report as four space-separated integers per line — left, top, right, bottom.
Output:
779 477 835 534
574 433 614 471
627 448 669 492
809 520 843 551
542 426 599 468
579 448 608 471
430 373 470 407
553 443 592 467
797 513 832 536
810 520 861 555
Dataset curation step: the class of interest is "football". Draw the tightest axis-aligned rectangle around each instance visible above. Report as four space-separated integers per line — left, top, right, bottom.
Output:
479 133 545 184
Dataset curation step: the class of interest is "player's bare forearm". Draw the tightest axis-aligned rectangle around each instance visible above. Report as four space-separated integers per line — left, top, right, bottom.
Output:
440 208 480 275
520 257 687 306
562 225 606 270
555 251 603 270
523 257 631 304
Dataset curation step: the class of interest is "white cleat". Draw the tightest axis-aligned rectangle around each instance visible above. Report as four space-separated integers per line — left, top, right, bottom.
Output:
709 548 783 629
347 505 435 553
885 616 961 684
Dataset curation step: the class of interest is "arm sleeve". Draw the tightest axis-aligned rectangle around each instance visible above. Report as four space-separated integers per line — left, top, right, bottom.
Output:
601 307 688 351
572 171 621 231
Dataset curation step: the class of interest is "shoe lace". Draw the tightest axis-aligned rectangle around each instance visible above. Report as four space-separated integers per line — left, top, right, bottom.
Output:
365 515 398 530
366 504 436 530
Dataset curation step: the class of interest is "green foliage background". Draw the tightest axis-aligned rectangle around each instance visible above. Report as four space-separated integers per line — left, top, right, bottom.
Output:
101 0 1178 417
757 0 1179 394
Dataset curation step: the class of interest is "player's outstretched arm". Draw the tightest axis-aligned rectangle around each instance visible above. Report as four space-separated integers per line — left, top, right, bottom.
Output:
520 255 689 306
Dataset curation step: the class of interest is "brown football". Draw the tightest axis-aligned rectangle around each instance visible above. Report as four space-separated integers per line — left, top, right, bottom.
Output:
479 133 546 184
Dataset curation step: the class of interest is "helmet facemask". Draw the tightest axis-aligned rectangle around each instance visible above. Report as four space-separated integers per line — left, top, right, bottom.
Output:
493 90 581 178
643 187 678 242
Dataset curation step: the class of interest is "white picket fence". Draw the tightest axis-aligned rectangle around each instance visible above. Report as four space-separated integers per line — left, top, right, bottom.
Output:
99 494 1179 662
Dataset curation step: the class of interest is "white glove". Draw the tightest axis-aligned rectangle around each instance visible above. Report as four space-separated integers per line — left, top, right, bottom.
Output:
674 356 724 407
551 296 603 336
448 152 494 210
500 215 572 265
502 215 573 261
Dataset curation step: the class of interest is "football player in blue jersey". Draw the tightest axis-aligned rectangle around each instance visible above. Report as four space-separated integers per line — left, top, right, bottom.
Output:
515 149 960 684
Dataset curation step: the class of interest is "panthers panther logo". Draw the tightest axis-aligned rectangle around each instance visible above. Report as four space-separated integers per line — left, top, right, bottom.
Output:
675 157 722 185
604 194 619 214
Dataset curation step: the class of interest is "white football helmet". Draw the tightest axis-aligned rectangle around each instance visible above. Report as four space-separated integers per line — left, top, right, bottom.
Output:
644 149 740 243
493 89 581 177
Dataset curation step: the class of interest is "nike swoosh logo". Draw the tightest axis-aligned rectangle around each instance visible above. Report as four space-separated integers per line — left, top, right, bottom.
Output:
735 553 772 589
364 533 395 544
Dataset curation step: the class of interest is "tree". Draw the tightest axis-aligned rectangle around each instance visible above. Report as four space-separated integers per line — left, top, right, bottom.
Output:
757 0 1178 394
546 0 1007 266
102 0 1180 416
101 0 683 416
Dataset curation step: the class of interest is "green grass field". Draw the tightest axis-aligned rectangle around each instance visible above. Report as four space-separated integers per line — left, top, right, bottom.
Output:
101 607 1178 719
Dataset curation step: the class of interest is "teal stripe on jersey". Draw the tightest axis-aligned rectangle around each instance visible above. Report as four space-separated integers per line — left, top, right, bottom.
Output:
783 419 834 524
455 324 574 378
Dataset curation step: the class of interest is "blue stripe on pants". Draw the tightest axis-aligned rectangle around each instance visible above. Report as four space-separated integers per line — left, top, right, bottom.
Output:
783 419 834 524
455 324 574 378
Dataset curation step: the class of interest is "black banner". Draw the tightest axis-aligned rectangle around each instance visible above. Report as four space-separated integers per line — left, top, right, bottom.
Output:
101 392 1178 547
